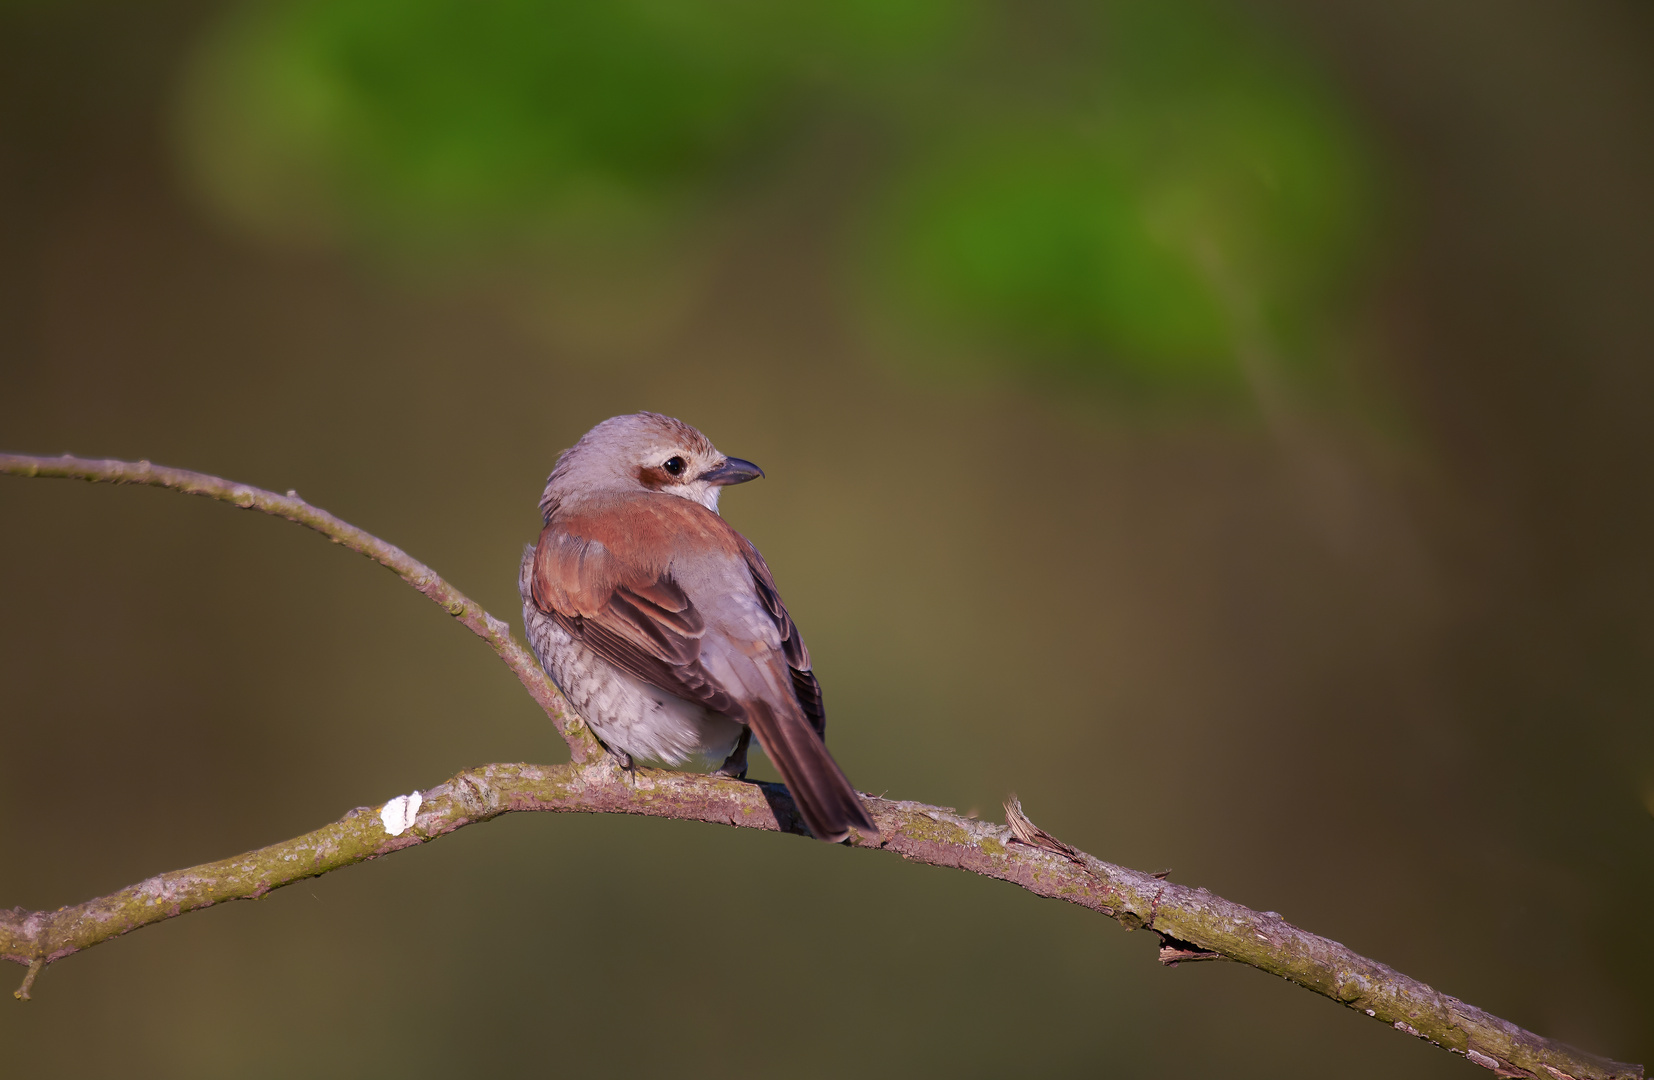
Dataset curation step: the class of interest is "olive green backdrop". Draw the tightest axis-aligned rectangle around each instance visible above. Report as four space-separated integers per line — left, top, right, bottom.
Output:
1 1 1651 1077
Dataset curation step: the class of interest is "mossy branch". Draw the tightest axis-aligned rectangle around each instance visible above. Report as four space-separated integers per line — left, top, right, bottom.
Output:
0 453 1639 1080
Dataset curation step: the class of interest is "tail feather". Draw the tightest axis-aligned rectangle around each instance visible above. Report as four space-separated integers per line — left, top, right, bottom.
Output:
744 698 875 842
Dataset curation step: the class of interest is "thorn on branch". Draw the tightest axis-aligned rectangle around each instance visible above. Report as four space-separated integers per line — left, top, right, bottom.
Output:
13 957 44 1001
1003 794 1084 864
1156 934 1224 967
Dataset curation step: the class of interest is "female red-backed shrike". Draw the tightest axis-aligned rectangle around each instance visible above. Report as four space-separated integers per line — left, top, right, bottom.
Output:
518 412 876 843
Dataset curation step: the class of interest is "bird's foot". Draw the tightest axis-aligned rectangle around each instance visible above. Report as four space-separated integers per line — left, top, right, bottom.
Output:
608 748 635 774
711 729 751 780
710 759 748 781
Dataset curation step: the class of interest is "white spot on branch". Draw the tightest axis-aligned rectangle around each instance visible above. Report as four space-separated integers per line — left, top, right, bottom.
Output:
379 791 423 837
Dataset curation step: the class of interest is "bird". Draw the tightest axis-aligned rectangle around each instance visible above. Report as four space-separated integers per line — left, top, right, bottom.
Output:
518 412 877 843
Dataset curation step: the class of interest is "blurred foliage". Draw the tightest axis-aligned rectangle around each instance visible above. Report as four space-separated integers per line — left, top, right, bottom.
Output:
868 3 1375 390
179 0 1377 393
181 0 971 245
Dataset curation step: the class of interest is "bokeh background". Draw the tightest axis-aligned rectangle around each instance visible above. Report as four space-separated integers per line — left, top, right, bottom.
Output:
2 0 1651 1076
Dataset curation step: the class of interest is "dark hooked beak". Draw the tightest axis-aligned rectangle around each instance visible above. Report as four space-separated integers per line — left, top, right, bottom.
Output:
699 456 765 486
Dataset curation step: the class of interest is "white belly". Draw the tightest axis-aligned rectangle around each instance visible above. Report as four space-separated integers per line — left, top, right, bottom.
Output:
522 599 744 768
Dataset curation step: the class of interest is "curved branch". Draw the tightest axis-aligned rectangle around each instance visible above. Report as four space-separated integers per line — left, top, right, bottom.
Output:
0 452 599 762
0 454 1639 1080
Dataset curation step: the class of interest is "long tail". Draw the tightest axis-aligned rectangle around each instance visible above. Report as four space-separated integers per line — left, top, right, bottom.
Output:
743 698 876 843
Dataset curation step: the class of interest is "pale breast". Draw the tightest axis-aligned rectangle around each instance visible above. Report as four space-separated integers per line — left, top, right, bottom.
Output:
520 590 744 768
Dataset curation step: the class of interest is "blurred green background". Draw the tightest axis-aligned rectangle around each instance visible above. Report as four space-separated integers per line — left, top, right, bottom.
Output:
1 0 1651 1076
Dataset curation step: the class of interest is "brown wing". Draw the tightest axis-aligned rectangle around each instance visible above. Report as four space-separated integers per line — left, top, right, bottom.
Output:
738 538 826 739
529 521 741 718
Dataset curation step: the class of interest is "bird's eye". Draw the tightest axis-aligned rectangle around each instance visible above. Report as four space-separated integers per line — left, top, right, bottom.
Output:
663 456 686 477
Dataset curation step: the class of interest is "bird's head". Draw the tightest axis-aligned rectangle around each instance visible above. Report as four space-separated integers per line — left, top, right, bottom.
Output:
540 412 763 518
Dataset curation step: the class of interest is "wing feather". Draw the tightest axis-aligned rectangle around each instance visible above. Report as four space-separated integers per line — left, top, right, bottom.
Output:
738 539 827 738
529 514 740 717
